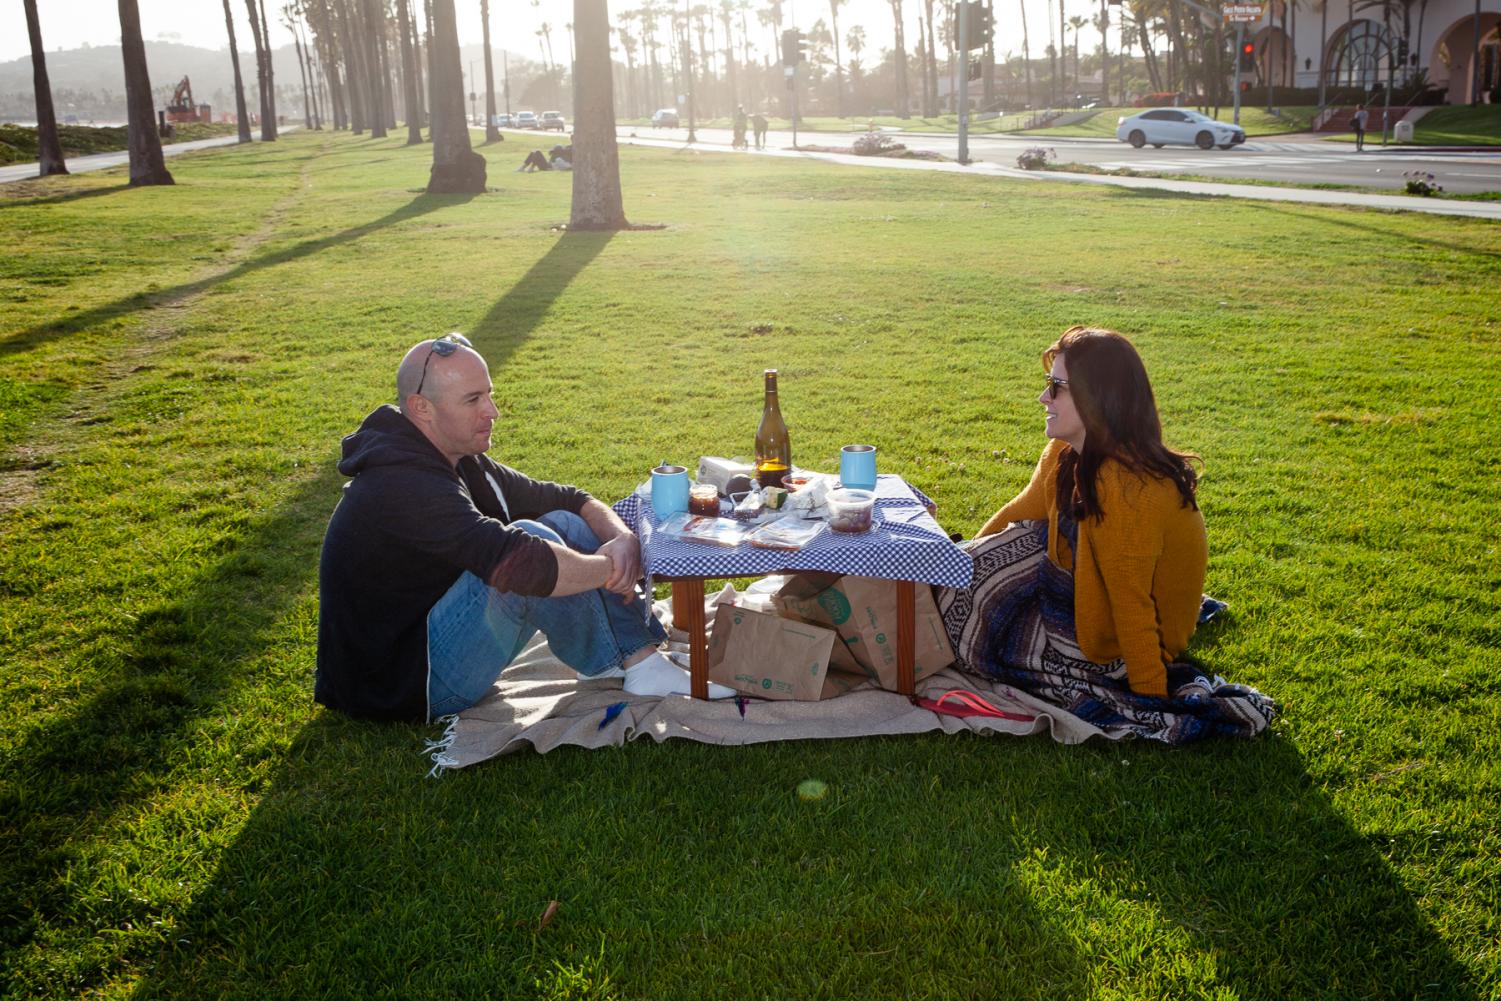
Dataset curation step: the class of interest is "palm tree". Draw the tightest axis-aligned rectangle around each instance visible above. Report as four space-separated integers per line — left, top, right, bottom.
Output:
918 0 930 113
396 0 423 142
221 0 254 141
888 0 911 116
1019 0 1034 107
117 0 173 185
23 0 67 176
1068 13 1087 88
244 0 277 139
480 0 500 141
845 23 865 111
283 5 314 129
426 0 485 192
1094 0 1108 106
571 0 629 229
828 0 846 116
717 0 739 111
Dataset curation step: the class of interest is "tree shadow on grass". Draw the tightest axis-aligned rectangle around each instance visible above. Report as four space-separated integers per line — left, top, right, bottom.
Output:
0 181 134 208
125 728 1479 998
1016 734 1480 999
132 736 1094 1000
0 228 617 994
0 191 478 362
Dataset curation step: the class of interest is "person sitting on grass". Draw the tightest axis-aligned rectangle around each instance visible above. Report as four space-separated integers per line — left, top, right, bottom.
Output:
935 325 1275 743
517 144 573 172
315 333 733 723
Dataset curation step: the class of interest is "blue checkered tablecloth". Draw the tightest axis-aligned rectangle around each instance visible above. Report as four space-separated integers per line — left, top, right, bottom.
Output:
612 474 973 588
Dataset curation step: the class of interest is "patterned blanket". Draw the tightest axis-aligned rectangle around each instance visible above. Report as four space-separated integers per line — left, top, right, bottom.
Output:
936 522 1276 744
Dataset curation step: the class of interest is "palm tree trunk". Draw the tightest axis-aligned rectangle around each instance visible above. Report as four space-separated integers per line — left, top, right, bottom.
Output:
481 0 500 141
830 1 844 117
890 0 910 116
362 0 389 136
1097 0 1108 105
258 0 279 137
23 0 68 175
426 0 485 192
295 28 315 128
398 0 424 141
117 0 173 185
983 0 996 106
1021 0 1034 107
918 0 930 114
571 0 628 229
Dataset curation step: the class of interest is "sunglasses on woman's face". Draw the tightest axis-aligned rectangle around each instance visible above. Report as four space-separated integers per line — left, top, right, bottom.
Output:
414 333 474 396
1044 376 1070 400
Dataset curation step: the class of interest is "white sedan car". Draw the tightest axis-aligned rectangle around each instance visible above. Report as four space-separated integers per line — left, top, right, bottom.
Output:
1116 109 1246 150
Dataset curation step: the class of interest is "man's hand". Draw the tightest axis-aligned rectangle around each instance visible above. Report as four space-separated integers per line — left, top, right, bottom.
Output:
597 531 642 596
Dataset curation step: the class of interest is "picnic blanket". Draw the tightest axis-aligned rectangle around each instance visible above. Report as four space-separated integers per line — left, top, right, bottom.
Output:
427 590 1127 774
937 522 1277 745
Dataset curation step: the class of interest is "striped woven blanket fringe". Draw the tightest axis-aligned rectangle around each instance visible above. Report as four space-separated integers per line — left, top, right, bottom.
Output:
936 521 1276 745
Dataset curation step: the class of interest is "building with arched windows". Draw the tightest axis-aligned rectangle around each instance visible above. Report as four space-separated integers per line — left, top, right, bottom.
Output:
1243 0 1498 105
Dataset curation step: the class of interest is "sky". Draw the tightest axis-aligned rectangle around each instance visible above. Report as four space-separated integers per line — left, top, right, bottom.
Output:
3 1 1109 72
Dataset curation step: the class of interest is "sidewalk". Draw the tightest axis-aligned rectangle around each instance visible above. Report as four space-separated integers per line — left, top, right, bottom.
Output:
618 133 1501 221
0 131 259 186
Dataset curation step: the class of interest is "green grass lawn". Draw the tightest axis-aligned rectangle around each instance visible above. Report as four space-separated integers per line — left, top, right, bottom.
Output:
1410 105 1501 145
2 133 1499 999
1018 105 1321 139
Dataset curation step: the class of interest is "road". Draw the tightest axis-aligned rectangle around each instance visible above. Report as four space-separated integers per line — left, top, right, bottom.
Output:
615 123 1501 196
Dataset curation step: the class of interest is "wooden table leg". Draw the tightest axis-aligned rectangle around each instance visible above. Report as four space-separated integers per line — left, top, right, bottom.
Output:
671 578 709 700
896 579 916 696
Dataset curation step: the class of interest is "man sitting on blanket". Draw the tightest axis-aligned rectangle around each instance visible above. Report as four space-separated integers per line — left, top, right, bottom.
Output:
315 332 733 722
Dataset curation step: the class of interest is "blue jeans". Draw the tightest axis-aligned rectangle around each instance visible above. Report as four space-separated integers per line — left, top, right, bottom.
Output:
425 511 667 720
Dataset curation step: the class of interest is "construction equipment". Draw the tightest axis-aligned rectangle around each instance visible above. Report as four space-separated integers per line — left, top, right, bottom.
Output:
165 76 210 124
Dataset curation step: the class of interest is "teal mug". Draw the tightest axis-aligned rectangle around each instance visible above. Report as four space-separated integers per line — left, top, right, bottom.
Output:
839 445 877 491
650 464 689 520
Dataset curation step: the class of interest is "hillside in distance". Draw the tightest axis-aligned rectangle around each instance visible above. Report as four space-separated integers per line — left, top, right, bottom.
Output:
1 39 534 124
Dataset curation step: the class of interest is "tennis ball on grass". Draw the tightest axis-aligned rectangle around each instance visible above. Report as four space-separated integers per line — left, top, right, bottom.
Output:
796 779 828 801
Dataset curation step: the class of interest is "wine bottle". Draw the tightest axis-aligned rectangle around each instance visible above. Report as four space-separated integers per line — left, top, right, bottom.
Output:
755 369 791 488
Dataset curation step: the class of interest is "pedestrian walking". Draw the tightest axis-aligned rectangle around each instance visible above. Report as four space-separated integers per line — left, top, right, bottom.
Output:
1352 105 1369 152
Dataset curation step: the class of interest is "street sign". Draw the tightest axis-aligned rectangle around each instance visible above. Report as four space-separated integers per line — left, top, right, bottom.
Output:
1224 3 1264 22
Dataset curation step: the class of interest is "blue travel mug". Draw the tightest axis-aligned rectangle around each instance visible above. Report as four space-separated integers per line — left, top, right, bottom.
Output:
840 445 877 491
650 463 689 521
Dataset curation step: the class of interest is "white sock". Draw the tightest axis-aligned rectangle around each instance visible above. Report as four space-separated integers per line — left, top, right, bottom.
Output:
624 651 736 699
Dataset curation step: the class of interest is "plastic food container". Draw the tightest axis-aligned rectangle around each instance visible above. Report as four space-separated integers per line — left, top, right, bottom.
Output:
826 488 876 533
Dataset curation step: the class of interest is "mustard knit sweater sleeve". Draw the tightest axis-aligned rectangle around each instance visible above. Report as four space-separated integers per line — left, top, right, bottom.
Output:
972 440 1205 699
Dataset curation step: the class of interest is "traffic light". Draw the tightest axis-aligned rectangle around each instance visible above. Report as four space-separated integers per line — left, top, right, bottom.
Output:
781 28 801 67
1239 40 1256 73
966 1 994 50
968 56 983 81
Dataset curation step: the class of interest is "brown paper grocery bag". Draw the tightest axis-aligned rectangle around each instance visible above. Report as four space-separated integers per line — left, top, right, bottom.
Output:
706 602 836 700
773 573 955 691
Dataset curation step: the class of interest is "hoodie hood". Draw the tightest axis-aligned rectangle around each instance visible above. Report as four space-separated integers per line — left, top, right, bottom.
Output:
337 405 447 478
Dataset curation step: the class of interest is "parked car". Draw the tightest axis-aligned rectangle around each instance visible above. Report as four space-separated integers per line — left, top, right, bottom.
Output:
516 111 539 129
651 108 680 128
540 111 567 131
1115 108 1246 150
492 112 514 128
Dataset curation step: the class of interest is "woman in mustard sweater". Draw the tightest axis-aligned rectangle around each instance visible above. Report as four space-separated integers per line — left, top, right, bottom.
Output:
937 326 1274 743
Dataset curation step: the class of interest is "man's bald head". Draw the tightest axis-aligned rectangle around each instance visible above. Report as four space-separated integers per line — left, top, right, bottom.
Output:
397 334 485 410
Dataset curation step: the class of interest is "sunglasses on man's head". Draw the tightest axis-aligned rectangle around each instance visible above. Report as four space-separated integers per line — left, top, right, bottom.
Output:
1044 375 1070 400
414 333 473 397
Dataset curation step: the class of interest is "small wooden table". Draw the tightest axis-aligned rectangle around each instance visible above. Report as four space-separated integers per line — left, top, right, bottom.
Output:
619 475 972 700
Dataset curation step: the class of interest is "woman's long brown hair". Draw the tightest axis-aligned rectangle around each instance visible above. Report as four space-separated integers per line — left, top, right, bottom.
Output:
1047 326 1199 520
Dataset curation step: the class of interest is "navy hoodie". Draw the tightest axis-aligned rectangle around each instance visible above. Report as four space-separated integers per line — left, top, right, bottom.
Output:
315 405 589 721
